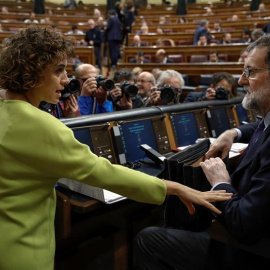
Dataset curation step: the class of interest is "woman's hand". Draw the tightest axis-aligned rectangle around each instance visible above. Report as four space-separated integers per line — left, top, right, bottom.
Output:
164 180 232 215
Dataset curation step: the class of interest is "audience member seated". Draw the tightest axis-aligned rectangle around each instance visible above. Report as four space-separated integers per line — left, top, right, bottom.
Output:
207 50 224 63
156 49 173 63
130 34 148 47
156 25 164 34
258 2 267 12
252 29 264 41
136 72 156 107
75 64 113 115
184 72 237 103
129 51 150 64
148 69 184 106
205 7 214 16
240 28 253 43
140 25 149 35
197 35 208 46
66 25 84 35
218 32 232 44
93 8 102 18
24 12 39 24
229 14 240 21
213 21 223 32
0 23 4 33
51 24 62 33
1 6 9 14
159 16 169 25
109 68 141 110
193 20 213 45
238 49 248 63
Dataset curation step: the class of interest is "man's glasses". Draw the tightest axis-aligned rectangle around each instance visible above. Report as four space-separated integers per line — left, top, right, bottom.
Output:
137 79 152 84
242 67 270 79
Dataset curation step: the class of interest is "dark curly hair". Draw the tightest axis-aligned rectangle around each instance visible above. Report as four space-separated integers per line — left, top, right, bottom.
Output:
0 25 76 93
211 72 237 98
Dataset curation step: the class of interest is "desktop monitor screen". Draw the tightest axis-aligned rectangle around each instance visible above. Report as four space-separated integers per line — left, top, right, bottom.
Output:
235 104 249 124
73 127 94 152
207 107 230 137
119 119 159 162
171 112 200 147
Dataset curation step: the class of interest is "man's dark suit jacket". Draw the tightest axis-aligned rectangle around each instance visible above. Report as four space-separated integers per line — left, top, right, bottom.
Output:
129 58 150 63
106 16 122 41
157 58 174 64
183 91 206 103
214 121 270 251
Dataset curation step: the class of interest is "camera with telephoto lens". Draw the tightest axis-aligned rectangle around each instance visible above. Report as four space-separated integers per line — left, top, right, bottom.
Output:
95 75 115 91
215 86 229 100
61 78 80 100
120 81 138 98
158 84 179 104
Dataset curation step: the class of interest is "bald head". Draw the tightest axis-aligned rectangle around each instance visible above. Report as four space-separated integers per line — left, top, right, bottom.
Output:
74 64 99 78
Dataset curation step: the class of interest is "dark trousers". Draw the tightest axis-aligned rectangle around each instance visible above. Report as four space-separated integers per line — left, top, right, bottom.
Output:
94 46 102 71
108 40 120 67
134 226 210 270
135 226 270 270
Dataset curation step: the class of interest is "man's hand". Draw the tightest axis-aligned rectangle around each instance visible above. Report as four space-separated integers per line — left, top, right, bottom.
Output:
205 87 216 100
63 94 79 117
95 86 107 105
205 129 238 159
149 90 162 106
80 77 97 96
200 157 231 187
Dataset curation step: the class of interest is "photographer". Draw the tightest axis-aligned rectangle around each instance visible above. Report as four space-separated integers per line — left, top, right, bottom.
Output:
109 68 142 110
74 64 114 115
39 76 81 118
183 72 237 103
148 69 184 106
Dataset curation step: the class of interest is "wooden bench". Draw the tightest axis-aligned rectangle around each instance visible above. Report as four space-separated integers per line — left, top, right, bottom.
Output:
128 31 244 46
123 44 248 63
132 18 268 33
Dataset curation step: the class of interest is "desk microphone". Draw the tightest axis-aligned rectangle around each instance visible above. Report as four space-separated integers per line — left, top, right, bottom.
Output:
140 144 166 165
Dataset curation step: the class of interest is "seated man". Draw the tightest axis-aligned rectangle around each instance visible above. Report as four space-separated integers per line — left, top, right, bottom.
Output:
129 51 150 64
197 34 208 46
74 64 113 115
184 72 237 103
130 34 148 47
155 49 173 64
218 32 232 44
148 69 184 106
135 35 270 270
207 50 224 63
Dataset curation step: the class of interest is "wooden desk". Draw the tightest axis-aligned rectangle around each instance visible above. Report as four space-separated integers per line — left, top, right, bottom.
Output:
123 44 248 63
132 18 269 33
128 31 244 46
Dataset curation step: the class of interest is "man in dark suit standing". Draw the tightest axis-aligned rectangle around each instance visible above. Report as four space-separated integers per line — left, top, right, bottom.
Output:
155 49 173 64
105 9 122 68
135 36 270 270
85 19 103 71
193 20 213 45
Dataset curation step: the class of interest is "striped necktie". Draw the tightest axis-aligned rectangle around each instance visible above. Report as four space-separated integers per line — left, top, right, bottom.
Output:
249 120 265 145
